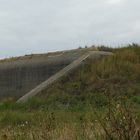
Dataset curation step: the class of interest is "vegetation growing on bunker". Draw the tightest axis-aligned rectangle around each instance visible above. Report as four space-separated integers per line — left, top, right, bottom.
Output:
0 45 139 139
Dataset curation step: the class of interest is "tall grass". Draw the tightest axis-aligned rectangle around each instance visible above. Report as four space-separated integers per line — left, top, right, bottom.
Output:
0 45 139 139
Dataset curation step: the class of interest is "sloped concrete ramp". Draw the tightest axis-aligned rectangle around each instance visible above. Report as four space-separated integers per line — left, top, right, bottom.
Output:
17 51 113 103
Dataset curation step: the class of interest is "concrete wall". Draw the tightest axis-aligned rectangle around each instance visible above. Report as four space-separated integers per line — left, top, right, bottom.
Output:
0 51 83 98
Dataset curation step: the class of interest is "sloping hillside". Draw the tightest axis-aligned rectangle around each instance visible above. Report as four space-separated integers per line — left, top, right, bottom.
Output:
0 45 139 140
34 45 140 108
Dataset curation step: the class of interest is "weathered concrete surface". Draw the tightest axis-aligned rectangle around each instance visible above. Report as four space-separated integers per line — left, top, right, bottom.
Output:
17 51 113 103
0 49 88 99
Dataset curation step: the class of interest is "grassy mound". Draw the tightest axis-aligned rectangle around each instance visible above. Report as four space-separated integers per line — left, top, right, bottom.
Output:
0 45 139 140
32 44 140 110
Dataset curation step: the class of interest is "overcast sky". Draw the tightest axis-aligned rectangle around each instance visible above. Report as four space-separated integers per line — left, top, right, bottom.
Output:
0 0 140 58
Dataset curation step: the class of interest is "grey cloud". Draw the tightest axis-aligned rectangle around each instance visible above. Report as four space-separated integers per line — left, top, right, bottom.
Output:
0 0 140 58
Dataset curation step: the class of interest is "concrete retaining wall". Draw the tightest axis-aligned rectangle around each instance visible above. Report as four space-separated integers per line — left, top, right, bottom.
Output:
0 51 83 98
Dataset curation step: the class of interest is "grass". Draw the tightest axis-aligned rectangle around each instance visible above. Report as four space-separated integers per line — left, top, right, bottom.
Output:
0 44 139 139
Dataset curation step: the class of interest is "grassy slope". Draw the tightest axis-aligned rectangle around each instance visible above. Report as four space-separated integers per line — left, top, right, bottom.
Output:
32 45 140 110
0 45 140 140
